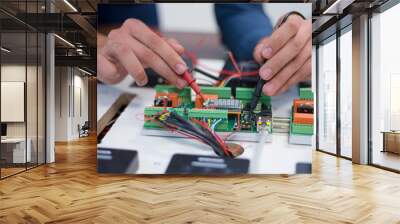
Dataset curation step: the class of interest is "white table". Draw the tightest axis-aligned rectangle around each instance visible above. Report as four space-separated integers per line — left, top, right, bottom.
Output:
1 138 31 163
97 59 313 174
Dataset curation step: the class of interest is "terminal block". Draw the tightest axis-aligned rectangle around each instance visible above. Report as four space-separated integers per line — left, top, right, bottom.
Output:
200 86 231 99
299 87 313 100
144 107 186 117
289 89 314 145
144 107 186 129
188 109 228 119
188 109 229 131
293 99 314 125
235 87 270 105
195 94 218 108
155 85 191 103
154 92 179 107
203 99 241 110
291 123 313 135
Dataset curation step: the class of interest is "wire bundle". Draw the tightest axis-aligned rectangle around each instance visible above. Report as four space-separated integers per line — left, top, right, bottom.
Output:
183 50 259 87
154 111 233 158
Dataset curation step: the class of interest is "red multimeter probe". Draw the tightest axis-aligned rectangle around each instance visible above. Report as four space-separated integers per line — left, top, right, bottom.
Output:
182 70 205 100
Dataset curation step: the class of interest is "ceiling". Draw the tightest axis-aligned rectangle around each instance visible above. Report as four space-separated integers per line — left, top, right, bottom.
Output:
0 0 396 71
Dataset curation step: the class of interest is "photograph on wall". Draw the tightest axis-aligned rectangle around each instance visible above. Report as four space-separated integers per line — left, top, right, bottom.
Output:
96 3 314 174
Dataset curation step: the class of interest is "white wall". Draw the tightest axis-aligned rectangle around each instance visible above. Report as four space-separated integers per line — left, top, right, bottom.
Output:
55 66 69 141
1 64 46 163
158 3 311 33
54 67 89 141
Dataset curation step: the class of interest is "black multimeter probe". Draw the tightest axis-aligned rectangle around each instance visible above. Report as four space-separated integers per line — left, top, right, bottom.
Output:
248 11 306 113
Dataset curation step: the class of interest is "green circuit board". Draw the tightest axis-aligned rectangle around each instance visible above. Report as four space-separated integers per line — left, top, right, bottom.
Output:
143 85 272 133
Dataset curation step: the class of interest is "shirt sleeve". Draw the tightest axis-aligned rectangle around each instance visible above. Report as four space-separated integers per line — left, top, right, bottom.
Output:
214 4 273 61
98 4 159 28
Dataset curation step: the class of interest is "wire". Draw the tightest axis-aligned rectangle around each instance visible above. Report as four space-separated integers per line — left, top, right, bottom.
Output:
227 51 241 76
219 74 241 87
211 119 222 131
193 67 220 81
183 51 259 81
154 111 232 158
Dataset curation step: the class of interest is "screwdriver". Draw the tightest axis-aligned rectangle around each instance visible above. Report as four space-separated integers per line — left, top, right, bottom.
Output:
182 70 205 100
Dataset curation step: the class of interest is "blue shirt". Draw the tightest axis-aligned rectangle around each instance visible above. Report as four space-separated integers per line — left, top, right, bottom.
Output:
98 4 273 61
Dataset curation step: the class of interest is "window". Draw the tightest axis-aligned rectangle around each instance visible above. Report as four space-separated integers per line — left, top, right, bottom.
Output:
0 1 47 179
339 27 352 158
317 35 337 155
370 2 400 171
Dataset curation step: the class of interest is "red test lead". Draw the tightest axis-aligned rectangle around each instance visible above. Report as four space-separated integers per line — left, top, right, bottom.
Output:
182 70 205 100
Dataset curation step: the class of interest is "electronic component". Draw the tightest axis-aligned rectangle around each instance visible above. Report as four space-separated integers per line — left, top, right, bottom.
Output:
188 109 228 119
291 123 313 135
154 92 179 107
289 89 315 145
144 85 275 144
255 104 272 133
203 99 241 110
256 116 272 132
297 103 314 113
240 110 254 130
293 113 313 125
154 96 172 107
293 99 314 125
272 117 290 133
236 87 270 103
195 94 218 108
200 86 231 99
155 85 191 104
299 87 313 100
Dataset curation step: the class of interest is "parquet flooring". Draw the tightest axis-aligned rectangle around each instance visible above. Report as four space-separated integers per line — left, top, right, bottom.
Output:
1 135 400 223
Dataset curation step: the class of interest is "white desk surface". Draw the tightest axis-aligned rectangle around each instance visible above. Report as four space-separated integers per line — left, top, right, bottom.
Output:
97 59 312 174
1 138 27 143
97 84 125 119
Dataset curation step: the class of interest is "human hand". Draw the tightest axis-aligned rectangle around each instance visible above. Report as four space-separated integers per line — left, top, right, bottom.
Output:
253 14 312 96
97 19 188 88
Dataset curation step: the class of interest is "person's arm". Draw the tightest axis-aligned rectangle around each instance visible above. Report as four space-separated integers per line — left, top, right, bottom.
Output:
214 4 273 61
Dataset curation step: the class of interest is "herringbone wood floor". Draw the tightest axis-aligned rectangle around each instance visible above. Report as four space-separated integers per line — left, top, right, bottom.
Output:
0 136 399 224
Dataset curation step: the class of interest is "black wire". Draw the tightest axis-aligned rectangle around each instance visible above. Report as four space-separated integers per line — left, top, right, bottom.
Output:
193 67 221 81
160 118 225 157
155 112 229 157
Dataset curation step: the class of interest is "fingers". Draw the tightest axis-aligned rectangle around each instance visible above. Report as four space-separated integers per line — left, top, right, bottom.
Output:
253 15 303 64
165 37 185 55
262 39 312 96
104 41 148 86
259 18 311 81
122 34 187 88
274 58 312 96
98 19 188 88
97 53 126 84
122 19 187 75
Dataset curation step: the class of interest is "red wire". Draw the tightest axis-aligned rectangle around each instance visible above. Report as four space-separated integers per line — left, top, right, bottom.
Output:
184 51 259 77
162 122 209 145
227 51 241 76
191 119 230 156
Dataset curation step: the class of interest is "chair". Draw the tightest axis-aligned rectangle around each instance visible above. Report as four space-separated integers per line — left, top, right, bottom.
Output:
79 121 90 138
